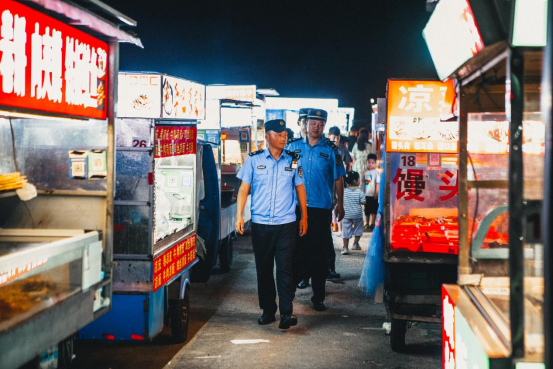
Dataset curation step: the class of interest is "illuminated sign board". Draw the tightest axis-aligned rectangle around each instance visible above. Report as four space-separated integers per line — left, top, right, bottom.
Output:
207 85 256 103
162 76 205 120
512 0 549 47
118 73 161 118
221 106 253 128
0 0 108 119
423 0 484 81
386 80 457 153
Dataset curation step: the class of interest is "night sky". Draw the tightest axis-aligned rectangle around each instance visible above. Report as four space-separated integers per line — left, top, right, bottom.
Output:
113 0 439 122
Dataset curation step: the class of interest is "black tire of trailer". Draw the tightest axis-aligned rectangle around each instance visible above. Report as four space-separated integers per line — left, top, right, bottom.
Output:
219 233 234 273
390 318 407 352
170 291 190 343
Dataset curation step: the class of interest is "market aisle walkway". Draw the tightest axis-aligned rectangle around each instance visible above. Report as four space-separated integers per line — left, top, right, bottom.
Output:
166 230 441 369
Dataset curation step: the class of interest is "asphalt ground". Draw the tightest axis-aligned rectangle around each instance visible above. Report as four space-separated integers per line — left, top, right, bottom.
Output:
74 228 442 369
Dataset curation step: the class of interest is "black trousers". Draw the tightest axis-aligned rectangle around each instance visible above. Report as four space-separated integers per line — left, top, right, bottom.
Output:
294 207 336 276
326 211 336 270
294 207 332 303
251 221 296 315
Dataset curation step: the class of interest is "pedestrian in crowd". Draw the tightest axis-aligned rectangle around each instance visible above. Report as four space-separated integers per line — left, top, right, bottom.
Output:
327 126 352 171
351 128 372 176
236 119 308 329
340 170 365 255
285 128 295 141
327 126 352 234
340 134 349 151
287 109 345 312
363 153 380 230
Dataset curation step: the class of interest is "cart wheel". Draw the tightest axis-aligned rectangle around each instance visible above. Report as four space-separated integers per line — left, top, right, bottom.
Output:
171 292 190 343
219 236 234 273
390 318 407 352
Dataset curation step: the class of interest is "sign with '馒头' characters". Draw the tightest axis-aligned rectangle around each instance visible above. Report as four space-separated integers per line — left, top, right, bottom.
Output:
0 0 108 119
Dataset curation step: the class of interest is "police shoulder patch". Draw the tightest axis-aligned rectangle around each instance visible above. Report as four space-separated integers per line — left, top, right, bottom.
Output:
336 155 343 165
288 137 302 144
326 139 338 150
285 150 300 161
249 149 264 157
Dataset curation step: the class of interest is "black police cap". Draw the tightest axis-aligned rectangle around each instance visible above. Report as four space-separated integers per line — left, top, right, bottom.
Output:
298 108 313 119
307 109 328 121
264 119 287 133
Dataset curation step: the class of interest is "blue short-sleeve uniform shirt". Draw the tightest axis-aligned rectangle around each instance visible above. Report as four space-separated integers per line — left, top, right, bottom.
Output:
287 135 346 209
237 149 303 225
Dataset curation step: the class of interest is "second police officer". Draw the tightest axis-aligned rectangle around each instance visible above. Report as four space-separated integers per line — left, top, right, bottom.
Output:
287 109 346 311
235 119 308 329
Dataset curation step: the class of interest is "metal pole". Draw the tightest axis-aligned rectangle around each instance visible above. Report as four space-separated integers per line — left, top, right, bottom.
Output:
541 2 553 366
103 40 119 310
457 81 471 278
507 48 525 359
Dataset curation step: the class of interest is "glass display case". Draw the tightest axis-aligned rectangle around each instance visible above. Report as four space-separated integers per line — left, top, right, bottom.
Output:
388 152 459 255
453 49 545 365
113 118 198 257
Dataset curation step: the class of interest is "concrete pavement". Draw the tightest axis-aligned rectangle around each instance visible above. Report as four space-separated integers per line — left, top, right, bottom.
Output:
165 229 441 369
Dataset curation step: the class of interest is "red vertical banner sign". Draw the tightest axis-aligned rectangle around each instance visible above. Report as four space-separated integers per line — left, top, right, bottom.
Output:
152 234 196 292
154 126 197 158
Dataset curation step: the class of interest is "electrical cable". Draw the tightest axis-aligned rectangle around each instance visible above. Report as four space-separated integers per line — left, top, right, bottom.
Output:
8 119 36 228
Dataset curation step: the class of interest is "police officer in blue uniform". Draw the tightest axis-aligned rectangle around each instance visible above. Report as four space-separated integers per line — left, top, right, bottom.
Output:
236 119 308 329
297 107 312 138
287 109 346 311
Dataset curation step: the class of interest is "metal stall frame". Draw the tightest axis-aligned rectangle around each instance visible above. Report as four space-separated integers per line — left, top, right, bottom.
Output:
543 1 553 367
452 40 548 366
0 1 141 367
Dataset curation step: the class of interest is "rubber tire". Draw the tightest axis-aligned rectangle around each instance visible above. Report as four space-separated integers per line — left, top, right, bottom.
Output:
219 236 234 273
390 318 407 352
171 292 190 343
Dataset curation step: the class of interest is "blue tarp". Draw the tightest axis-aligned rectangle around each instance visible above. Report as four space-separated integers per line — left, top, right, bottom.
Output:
359 151 386 297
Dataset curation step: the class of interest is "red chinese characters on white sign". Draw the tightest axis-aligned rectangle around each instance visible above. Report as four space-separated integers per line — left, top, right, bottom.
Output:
0 1 108 119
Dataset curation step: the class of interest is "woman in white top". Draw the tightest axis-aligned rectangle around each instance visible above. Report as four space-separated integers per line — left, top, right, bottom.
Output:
351 128 372 176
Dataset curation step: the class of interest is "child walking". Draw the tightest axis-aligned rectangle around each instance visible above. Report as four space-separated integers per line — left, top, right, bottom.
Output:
363 154 380 231
341 171 366 255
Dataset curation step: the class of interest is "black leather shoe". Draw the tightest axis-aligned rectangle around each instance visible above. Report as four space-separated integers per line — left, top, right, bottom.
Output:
278 314 298 329
258 313 276 325
312 301 327 311
326 269 341 279
297 279 310 289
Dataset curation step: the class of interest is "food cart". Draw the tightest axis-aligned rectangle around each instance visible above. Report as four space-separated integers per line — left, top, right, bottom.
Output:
383 79 459 351
422 0 549 367
0 1 141 367
78 72 204 343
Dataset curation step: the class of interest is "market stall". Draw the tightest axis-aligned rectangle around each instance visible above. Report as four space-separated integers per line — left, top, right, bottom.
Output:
383 78 459 351
0 1 141 367
422 0 549 367
78 72 203 342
